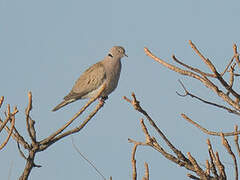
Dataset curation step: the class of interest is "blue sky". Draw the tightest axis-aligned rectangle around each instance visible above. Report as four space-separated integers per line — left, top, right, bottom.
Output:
0 0 239 179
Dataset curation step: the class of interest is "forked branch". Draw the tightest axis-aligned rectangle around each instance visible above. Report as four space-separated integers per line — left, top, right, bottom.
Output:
0 102 18 150
1 83 107 180
144 42 240 111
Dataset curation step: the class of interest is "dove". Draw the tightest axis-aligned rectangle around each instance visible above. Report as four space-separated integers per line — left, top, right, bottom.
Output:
52 46 127 112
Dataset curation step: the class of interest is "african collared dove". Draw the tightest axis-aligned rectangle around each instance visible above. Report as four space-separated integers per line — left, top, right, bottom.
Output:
52 46 127 112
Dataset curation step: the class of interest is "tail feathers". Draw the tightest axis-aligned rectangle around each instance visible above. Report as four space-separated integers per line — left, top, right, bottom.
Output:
52 99 75 112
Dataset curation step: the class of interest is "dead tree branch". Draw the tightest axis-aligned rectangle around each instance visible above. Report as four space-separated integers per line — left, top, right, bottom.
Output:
0 83 106 180
144 42 240 112
71 137 107 180
131 143 138 180
125 42 240 180
181 114 240 136
124 93 190 164
40 83 106 146
233 44 240 67
128 123 150 180
176 80 240 116
0 98 18 150
124 92 234 179
234 125 240 157
220 133 238 180
0 96 4 108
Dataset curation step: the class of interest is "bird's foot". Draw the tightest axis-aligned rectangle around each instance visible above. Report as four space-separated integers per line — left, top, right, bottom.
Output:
98 96 108 105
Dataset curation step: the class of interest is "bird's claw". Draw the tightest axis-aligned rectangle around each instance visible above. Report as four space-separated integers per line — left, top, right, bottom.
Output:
98 96 108 105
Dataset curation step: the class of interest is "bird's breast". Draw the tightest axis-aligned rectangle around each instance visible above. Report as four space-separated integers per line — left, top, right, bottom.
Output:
103 60 122 96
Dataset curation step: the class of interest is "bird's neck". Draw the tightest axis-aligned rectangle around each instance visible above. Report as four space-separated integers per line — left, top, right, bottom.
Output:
105 56 121 66
103 56 121 74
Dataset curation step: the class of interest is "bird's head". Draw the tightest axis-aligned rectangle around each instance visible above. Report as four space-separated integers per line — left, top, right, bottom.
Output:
108 46 128 59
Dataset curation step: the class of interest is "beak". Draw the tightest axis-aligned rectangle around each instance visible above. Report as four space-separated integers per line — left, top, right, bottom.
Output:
124 53 128 57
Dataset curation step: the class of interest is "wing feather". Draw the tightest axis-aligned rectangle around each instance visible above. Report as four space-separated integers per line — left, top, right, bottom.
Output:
64 62 106 100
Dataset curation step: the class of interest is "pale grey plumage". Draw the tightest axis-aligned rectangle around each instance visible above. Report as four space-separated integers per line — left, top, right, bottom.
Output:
52 46 127 112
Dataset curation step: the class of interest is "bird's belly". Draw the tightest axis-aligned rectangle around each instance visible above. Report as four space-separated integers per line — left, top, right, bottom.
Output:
81 85 105 99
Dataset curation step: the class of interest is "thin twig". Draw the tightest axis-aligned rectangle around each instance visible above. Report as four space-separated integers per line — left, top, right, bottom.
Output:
71 137 106 180
40 97 105 151
41 83 106 145
226 63 236 96
207 139 218 178
25 92 36 144
215 152 226 179
177 80 240 116
181 114 240 136
187 174 200 180
144 46 240 112
172 55 215 77
205 160 210 176
131 144 138 180
0 114 16 150
233 44 240 67
17 142 27 160
221 56 235 76
0 106 18 132
187 152 207 179
189 40 217 74
124 93 190 163
125 94 197 172
8 160 13 180
140 119 151 143
0 118 30 150
144 47 203 81
220 133 238 180
143 162 149 180
0 96 4 108
234 125 240 157
189 40 240 100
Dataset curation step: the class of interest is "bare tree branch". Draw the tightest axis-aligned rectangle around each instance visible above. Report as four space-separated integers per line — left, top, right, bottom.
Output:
187 174 201 180
25 92 36 145
0 96 4 108
40 83 106 146
131 143 138 180
43 99 105 150
233 44 240 67
215 152 226 179
221 56 235 76
187 152 207 179
17 142 27 160
176 80 240 116
0 100 18 150
71 137 107 180
0 111 16 150
125 96 197 172
172 54 216 77
181 114 240 136
143 162 149 180
220 133 238 180
206 139 218 178
124 93 190 164
234 125 240 157
144 45 240 111
205 160 210 177
129 132 150 180
0 82 107 180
